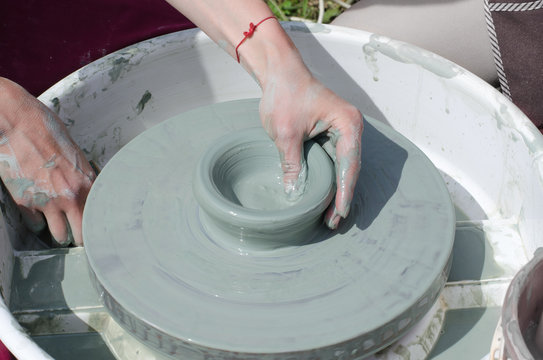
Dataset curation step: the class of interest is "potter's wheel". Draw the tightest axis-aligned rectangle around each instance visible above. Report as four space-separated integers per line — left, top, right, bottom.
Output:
83 99 455 359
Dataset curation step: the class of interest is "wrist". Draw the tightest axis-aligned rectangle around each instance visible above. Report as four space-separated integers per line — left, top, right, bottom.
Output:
0 78 46 141
236 20 310 88
0 77 22 139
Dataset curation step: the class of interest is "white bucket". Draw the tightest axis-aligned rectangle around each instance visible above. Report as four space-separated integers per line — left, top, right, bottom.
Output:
1 24 542 359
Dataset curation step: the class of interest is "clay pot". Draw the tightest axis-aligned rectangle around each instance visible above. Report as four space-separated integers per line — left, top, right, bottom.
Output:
501 248 543 359
193 128 335 250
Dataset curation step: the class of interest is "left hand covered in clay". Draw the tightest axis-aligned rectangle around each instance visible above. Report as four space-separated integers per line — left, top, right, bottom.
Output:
0 77 95 246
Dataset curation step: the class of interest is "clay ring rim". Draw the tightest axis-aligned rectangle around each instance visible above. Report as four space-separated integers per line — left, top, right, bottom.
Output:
192 127 336 230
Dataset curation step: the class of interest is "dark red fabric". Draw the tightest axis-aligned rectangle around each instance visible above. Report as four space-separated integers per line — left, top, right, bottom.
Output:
0 340 13 360
0 0 195 97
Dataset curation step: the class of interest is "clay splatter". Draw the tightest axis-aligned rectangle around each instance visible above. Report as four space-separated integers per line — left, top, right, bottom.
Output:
51 97 61 114
136 90 152 115
108 57 130 83
363 34 461 79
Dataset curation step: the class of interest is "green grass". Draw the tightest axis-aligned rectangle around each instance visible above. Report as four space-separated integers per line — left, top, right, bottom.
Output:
267 0 359 24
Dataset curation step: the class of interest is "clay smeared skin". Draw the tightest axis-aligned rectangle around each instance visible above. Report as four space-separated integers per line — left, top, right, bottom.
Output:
0 77 95 246
165 0 363 229
260 73 363 229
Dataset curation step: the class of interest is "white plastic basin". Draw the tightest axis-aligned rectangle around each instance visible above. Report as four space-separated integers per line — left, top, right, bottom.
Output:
1 23 542 359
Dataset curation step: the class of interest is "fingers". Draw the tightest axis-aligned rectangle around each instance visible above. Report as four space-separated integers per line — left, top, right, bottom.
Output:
48 182 89 247
43 209 73 246
18 200 83 246
21 191 86 247
324 147 361 228
258 72 363 229
41 183 88 247
274 132 308 201
65 203 84 246
325 112 363 229
19 205 83 247
324 206 342 230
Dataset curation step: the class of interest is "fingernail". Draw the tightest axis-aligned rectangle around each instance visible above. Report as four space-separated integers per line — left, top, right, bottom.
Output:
327 214 341 229
325 208 341 229
52 222 74 247
52 236 71 247
284 162 308 202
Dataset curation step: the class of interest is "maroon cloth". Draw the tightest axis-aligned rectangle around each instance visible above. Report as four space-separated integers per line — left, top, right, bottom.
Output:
0 5 193 356
0 341 13 360
0 0 195 97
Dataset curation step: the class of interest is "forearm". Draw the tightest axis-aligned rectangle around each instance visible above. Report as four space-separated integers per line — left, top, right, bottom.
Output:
164 0 309 87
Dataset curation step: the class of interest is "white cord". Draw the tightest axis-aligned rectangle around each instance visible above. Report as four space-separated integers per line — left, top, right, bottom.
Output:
317 0 325 23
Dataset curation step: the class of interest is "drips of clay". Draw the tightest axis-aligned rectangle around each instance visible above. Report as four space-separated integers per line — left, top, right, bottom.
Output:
192 127 335 250
83 99 455 359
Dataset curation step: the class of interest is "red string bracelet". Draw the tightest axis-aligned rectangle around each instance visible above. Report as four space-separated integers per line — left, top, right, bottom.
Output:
235 16 277 63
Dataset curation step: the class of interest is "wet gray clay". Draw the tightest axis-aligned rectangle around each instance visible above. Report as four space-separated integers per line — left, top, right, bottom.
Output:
83 99 455 359
192 127 335 250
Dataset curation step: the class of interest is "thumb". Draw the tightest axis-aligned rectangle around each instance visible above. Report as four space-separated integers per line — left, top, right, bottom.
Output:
274 135 307 201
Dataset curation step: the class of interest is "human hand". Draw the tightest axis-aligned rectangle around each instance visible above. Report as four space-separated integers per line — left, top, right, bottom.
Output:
162 0 362 228
259 67 363 230
0 78 95 246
